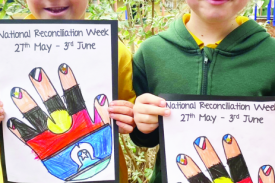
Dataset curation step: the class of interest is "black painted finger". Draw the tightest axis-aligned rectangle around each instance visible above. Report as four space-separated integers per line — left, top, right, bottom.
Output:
7 117 39 142
11 87 48 133
223 134 251 183
176 154 211 183
58 64 86 115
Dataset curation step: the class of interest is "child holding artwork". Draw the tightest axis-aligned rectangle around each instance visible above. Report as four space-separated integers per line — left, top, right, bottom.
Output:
130 0 275 182
0 0 136 182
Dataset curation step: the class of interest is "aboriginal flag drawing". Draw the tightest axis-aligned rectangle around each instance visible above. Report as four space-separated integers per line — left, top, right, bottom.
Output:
7 64 112 181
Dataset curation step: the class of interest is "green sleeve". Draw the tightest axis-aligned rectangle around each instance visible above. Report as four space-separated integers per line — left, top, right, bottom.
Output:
129 46 159 148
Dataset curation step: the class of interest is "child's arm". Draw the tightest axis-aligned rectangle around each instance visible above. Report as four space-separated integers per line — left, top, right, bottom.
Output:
129 45 171 148
0 101 4 122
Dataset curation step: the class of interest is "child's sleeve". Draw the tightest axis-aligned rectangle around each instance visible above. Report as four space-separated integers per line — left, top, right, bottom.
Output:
129 46 159 148
118 41 136 103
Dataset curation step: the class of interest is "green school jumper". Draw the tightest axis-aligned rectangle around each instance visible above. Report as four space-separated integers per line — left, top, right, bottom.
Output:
130 17 275 183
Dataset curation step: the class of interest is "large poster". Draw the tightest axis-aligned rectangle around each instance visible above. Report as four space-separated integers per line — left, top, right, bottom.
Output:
159 94 275 183
0 20 118 183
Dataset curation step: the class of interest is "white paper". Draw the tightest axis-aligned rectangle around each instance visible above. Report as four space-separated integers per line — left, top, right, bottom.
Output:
0 23 116 183
162 100 275 183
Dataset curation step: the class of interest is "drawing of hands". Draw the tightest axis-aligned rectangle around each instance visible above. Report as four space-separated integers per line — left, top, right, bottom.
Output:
8 64 112 181
176 135 274 183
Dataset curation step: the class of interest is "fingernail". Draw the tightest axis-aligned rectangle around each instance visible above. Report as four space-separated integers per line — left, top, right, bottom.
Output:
164 109 170 116
59 63 69 74
108 107 113 112
11 87 23 99
160 101 166 107
7 119 16 130
176 154 187 165
223 134 232 144
262 165 272 176
110 102 115 106
194 137 206 150
97 94 106 106
30 68 42 82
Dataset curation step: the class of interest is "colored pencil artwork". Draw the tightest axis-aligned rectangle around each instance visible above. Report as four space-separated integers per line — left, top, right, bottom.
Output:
8 64 112 181
176 134 274 183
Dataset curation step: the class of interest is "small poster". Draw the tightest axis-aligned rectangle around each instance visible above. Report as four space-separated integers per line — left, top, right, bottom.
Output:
0 20 118 183
159 94 275 183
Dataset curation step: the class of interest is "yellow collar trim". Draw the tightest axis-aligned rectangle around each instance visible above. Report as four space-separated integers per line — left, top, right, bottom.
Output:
182 14 249 49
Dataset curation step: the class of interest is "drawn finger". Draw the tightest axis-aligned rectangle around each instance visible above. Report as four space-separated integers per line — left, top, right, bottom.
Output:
194 137 233 183
7 117 38 142
29 67 71 134
259 166 275 183
223 134 252 183
58 63 86 115
176 154 211 183
10 87 48 133
94 94 110 125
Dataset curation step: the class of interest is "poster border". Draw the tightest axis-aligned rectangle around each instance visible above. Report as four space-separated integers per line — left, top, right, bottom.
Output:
0 19 119 183
158 93 275 183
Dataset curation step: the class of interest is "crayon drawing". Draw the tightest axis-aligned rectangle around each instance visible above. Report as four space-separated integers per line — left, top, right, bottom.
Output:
176 134 274 183
7 63 112 181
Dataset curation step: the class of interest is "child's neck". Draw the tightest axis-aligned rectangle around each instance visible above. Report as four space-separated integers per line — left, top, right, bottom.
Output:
186 12 239 46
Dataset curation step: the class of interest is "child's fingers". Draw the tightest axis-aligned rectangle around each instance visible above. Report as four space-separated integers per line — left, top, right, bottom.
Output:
0 108 4 115
110 100 134 108
0 102 4 121
134 103 170 117
176 154 211 183
0 114 4 122
108 106 133 116
117 121 134 134
134 113 158 124
136 93 167 107
110 113 134 126
259 165 275 183
194 136 232 183
222 134 251 183
135 122 159 134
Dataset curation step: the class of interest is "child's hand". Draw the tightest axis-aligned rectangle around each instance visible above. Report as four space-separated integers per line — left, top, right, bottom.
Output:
133 93 171 134
108 100 135 134
0 101 5 122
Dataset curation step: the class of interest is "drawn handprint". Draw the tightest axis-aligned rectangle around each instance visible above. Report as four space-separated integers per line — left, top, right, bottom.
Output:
176 134 274 183
7 64 112 181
